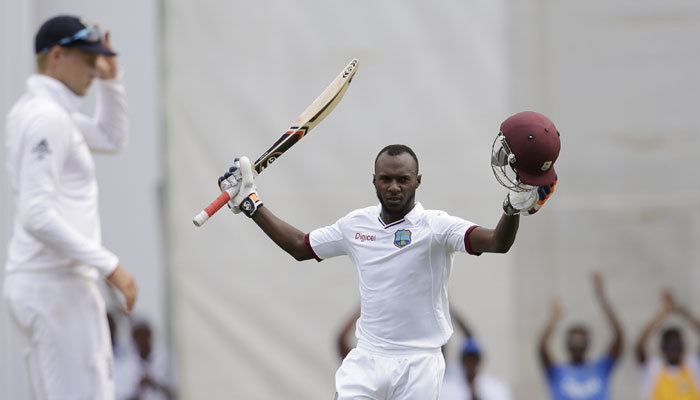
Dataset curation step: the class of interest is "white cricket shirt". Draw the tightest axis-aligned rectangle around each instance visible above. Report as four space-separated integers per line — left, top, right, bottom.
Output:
307 203 480 351
4 74 128 278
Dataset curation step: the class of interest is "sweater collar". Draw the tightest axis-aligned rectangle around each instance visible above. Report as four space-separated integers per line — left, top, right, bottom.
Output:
27 74 83 113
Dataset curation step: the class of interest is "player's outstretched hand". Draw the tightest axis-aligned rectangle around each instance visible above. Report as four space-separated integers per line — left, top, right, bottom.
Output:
96 31 119 80
503 179 557 216
230 156 263 218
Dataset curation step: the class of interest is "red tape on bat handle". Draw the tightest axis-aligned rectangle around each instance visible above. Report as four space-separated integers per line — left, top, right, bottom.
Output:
193 189 232 226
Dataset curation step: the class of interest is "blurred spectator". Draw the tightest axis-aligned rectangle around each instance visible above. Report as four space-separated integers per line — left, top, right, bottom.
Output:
635 290 700 399
115 319 176 400
440 308 513 400
539 272 623 400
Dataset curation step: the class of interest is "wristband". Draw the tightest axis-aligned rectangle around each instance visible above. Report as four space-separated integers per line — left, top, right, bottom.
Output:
239 193 263 218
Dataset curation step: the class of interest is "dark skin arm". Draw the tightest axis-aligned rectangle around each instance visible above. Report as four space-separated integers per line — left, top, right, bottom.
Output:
671 294 700 358
593 272 624 361
251 206 314 261
337 307 361 359
635 290 673 365
539 298 562 371
468 213 519 254
449 305 474 339
139 375 176 399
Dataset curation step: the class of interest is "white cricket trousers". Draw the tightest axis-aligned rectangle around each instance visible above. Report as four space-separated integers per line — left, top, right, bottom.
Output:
3 272 115 400
335 342 445 400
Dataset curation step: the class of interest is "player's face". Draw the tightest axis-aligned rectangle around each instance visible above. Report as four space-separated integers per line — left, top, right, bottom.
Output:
662 335 684 366
54 47 98 96
373 152 421 218
566 330 589 362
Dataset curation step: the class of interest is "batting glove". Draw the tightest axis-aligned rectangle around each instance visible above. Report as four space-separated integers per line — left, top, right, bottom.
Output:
503 179 557 216
218 159 243 213
231 156 263 218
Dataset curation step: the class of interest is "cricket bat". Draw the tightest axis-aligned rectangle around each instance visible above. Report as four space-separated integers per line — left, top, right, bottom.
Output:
193 58 359 226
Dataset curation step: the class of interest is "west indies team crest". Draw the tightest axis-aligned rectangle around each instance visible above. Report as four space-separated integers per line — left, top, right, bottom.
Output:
394 229 412 248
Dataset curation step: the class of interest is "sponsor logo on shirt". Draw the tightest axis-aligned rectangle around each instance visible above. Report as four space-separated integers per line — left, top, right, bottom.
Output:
394 229 412 248
31 138 51 160
355 233 376 242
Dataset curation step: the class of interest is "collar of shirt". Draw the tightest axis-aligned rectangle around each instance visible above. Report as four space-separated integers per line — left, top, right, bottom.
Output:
375 202 425 226
27 74 82 113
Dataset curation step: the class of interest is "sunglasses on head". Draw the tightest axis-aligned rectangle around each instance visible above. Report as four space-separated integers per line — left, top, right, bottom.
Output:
40 25 103 53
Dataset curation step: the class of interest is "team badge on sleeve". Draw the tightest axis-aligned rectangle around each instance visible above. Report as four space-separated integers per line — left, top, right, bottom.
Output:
394 229 412 248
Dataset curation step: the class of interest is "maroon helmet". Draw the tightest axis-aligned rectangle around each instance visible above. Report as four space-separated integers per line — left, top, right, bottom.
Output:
491 111 560 191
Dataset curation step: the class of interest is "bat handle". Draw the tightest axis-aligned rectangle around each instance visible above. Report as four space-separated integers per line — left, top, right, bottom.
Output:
192 188 234 227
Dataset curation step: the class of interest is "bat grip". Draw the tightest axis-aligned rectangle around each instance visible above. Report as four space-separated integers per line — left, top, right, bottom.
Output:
193 189 233 226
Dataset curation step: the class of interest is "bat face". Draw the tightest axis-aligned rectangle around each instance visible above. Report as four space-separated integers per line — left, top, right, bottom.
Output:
252 59 358 174
342 59 358 78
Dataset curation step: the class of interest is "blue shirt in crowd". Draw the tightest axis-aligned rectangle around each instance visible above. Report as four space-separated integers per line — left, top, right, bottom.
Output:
546 355 615 400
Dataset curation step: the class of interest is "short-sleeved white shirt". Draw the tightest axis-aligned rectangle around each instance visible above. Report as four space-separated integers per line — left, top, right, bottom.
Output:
307 203 479 351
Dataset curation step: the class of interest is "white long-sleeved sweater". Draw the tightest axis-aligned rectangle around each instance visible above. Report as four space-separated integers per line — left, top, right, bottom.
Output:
4 74 128 278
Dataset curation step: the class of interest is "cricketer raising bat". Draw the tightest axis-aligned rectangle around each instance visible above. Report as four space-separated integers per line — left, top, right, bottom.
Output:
192 58 359 227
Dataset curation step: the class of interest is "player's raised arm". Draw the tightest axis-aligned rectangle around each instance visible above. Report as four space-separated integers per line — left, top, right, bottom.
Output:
449 305 474 339
592 272 624 361
467 214 519 254
252 207 315 261
635 290 674 365
670 293 700 358
218 156 315 261
538 297 563 370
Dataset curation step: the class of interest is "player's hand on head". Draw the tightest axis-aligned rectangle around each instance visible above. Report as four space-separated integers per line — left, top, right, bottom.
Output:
95 30 119 80
503 178 557 216
230 156 263 218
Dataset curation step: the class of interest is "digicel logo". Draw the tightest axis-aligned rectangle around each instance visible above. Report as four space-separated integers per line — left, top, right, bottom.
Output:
355 232 376 242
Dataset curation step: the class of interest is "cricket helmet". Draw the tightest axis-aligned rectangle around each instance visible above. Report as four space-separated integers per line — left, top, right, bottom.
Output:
491 111 560 191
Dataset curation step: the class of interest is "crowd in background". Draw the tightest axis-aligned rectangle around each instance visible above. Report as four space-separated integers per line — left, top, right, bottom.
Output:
337 273 700 400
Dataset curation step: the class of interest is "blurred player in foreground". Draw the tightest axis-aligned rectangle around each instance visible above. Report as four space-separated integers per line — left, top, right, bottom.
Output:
538 272 624 400
636 290 700 399
3 15 137 399
218 112 559 399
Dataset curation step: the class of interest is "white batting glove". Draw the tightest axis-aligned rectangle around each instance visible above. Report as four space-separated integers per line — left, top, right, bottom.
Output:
218 159 244 213
503 179 557 216
230 156 263 217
